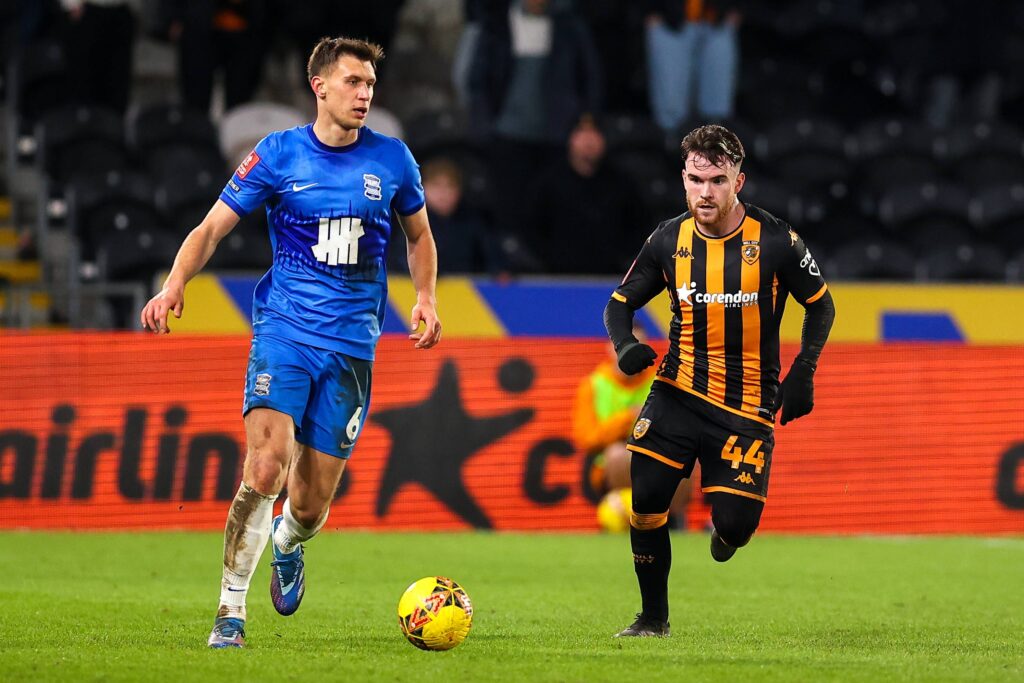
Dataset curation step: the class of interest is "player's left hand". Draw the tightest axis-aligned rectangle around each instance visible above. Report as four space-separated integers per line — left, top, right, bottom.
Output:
773 359 815 425
409 302 441 349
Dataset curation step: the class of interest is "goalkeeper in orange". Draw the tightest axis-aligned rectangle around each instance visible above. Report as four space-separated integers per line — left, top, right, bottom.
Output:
573 332 692 529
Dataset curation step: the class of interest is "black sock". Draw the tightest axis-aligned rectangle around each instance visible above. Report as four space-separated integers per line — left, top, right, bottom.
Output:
630 524 671 622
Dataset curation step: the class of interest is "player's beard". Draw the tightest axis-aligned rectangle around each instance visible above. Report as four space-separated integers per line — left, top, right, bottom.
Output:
687 195 730 227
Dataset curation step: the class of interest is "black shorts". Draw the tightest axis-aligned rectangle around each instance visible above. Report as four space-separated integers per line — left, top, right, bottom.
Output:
627 380 774 503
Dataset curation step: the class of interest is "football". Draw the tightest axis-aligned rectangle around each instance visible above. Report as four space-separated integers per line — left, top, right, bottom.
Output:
397 576 473 650
597 487 633 533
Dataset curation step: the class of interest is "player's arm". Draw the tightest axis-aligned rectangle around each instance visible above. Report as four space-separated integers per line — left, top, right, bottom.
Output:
140 200 240 333
604 229 666 375
397 206 441 349
774 233 836 425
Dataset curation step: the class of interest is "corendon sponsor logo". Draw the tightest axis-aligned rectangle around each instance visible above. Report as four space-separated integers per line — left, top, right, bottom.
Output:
236 150 261 180
676 282 759 307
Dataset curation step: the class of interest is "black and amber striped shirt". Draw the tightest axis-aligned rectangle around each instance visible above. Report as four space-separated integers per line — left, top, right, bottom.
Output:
612 204 828 427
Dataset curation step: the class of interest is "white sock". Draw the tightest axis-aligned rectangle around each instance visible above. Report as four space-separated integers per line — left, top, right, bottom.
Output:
217 482 278 620
273 498 328 555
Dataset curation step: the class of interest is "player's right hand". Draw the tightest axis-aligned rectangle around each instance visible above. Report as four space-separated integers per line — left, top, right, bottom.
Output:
616 341 657 375
140 286 184 334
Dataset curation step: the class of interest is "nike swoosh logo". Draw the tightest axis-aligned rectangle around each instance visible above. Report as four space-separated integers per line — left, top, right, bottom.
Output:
279 579 297 596
226 586 245 592
292 182 318 192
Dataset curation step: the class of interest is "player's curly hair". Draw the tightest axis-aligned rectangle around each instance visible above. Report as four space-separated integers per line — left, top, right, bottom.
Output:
680 124 745 169
307 37 385 80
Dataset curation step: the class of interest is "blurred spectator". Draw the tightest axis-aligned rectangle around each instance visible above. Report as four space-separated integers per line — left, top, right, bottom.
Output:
159 0 268 112
524 116 647 274
407 157 501 275
645 0 741 132
467 0 603 263
282 0 405 80
573 333 691 527
62 0 135 112
922 1 1000 126
577 0 648 115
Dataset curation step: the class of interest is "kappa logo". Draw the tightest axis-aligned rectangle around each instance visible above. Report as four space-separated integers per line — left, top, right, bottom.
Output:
674 246 693 259
363 173 382 200
741 240 760 265
789 229 799 246
633 417 652 439
236 150 260 180
734 472 756 485
254 373 272 396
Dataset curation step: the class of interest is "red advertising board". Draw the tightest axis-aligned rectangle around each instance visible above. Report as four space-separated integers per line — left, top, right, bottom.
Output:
0 334 1022 533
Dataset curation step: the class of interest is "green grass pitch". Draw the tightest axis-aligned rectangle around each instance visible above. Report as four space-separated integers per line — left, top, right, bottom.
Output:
1 531 1021 682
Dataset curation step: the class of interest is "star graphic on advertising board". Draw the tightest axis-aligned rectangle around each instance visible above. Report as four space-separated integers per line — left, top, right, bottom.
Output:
372 359 534 528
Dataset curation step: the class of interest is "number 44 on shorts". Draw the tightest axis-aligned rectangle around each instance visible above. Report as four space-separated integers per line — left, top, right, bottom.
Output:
720 435 765 474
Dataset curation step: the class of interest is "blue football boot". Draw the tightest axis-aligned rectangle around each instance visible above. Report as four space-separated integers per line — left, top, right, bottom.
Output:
208 617 245 648
270 515 305 616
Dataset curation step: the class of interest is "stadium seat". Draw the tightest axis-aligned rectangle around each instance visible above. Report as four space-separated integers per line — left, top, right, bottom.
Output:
967 183 1024 249
953 154 1024 192
205 212 273 271
155 173 222 236
903 219 973 254
918 243 1007 282
35 105 128 183
6 40 71 129
755 117 847 161
1006 249 1024 282
936 121 1024 162
404 109 470 158
774 151 851 192
96 223 178 283
852 117 936 161
129 104 218 155
218 101 306 166
70 173 162 263
601 113 666 152
877 181 970 230
145 142 227 187
829 238 917 280
740 177 796 219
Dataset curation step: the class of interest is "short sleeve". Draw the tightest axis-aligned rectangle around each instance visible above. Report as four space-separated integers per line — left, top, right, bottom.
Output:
393 142 425 216
612 229 667 309
778 227 828 305
219 136 278 217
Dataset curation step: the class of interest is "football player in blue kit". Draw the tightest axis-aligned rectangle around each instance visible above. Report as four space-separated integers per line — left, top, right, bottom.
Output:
140 37 442 648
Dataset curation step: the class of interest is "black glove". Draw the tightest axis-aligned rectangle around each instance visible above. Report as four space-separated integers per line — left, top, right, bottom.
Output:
773 359 815 425
616 341 657 375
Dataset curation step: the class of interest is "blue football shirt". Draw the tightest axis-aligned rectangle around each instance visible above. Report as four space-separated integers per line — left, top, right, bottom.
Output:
219 124 425 360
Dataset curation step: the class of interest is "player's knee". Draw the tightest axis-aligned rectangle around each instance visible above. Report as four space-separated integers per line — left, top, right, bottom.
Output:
243 451 288 494
630 510 669 531
711 497 763 547
289 500 328 529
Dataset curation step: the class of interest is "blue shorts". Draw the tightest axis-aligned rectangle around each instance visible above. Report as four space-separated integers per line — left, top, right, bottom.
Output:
242 334 373 459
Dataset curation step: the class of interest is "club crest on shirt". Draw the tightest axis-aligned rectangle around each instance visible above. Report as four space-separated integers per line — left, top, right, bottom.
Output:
633 418 652 440
236 150 261 180
254 373 272 396
363 173 382 200
741 240 760 265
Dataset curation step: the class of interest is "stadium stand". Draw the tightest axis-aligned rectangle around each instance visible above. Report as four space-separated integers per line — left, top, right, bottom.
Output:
2 0 1023 328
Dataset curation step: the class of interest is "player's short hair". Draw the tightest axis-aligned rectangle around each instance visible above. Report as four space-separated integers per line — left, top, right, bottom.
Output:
307 37 385 80
680 124 745 169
